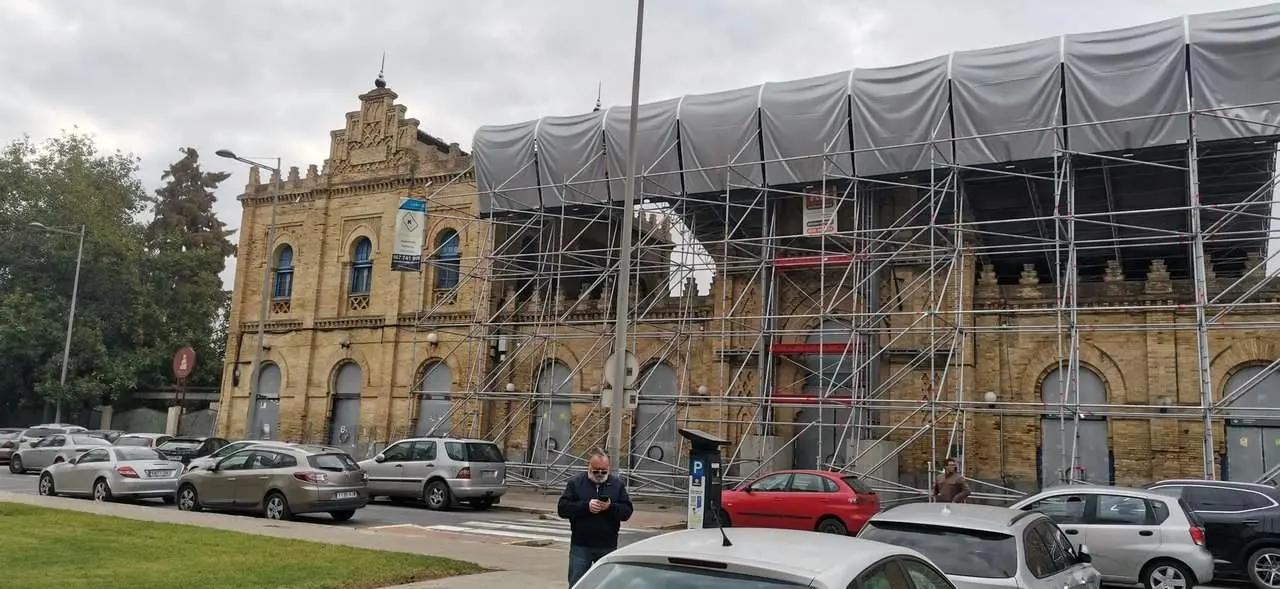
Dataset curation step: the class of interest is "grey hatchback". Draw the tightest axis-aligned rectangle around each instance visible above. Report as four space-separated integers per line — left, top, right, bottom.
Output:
860 502 1102 589
175 444 369 521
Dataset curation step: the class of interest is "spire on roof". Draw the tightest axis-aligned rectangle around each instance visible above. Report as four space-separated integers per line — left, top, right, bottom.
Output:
375 52 387 89
593 81 602 112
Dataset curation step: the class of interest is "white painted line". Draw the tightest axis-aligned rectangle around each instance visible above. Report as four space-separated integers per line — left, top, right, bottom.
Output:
463 521 576 536
366 524 419 531
509 518 643 533
423 524 570 543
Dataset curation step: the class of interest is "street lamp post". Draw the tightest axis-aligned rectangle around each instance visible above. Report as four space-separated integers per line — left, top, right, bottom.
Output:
216 150 282 440
28 222 86 424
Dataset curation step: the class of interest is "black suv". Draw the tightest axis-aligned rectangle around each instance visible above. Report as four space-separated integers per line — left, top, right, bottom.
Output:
1145 479 1280 589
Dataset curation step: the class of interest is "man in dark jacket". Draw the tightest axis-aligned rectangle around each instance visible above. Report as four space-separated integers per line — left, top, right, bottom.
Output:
557 450 634 585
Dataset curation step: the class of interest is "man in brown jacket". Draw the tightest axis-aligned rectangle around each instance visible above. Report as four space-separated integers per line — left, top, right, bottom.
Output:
932 457 971 503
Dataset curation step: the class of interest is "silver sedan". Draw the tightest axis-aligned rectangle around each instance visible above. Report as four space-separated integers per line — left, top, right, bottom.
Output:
10 433 111 473
38 446 185 502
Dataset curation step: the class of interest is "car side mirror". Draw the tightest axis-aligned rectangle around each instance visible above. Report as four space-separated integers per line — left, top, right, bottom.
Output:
1077 544 1092 564
207 462 220 472
744 486 754 494
374 454 386 463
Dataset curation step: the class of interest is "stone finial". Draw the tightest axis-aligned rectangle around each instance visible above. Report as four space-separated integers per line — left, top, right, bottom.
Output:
528 287 544 314
306 164 319 180
1018 264 1041 298
501 284 518 315
683 275 699 298
1145 259 1173 295
248 166 261 186
287 166 301 183
552 285 567 313
269 167 281 184
976 263 1000 299
1203 254 1218 291
596 280 613 311
1103 259 1125 297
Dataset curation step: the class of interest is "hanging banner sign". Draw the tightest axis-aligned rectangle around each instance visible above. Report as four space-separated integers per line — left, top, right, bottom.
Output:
391 197 427 272
803 185 838 236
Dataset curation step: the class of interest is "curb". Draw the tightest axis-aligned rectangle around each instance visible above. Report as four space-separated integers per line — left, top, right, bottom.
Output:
493 503 687 531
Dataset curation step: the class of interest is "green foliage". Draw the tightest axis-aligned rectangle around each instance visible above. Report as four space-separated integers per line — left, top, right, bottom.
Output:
0 135 234 417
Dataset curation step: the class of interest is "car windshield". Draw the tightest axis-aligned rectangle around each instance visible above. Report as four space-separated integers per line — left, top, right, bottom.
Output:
70 436 111 446
574 562 805 589
159 440 202 451
114 448 165 461
307 453 360 472
22 428 62 438
444 442 505 463
115 436 154 447
860 521 1018 579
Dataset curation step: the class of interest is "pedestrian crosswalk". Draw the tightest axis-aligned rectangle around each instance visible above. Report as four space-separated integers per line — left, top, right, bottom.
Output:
419 517 644 545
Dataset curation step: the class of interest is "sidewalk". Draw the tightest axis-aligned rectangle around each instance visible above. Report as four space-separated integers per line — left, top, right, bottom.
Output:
496 488 687 530
0 491 565 589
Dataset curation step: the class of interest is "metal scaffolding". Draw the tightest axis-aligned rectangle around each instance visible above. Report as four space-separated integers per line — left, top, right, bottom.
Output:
405 5 1280 501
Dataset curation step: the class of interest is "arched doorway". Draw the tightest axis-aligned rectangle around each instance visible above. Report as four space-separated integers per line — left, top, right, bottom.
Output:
532 361 574 470
416 361 453 437
1224 365 1280 483
1039 366 1109 486
252 363 282 440
794 320 857 470
330 362 362 447
631 362 679 474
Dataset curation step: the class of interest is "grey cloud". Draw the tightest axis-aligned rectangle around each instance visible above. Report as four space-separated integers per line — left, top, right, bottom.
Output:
0 0 1269 288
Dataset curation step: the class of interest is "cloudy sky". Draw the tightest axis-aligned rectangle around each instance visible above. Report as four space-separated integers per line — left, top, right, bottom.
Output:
0 0 1272 289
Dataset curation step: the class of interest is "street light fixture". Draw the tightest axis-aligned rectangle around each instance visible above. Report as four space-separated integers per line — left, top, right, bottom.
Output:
28 222 86 424
217 149 282 440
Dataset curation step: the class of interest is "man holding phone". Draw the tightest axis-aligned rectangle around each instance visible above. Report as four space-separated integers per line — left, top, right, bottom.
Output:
557 450 634 585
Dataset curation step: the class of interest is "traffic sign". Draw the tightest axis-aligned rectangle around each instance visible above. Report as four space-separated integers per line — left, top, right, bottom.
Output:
603 351 640 389
172 347 196 380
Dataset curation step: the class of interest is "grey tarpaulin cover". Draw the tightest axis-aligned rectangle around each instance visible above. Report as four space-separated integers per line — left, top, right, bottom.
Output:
475 3 1280 215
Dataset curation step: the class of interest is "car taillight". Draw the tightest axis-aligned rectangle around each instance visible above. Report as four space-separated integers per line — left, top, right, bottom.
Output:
116 466 139 479
293 471 328 484
457 467 471 480
1190 526 1206 546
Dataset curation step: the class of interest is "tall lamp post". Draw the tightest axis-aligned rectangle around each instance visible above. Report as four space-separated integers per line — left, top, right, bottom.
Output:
28 222 86 424
216 150 282 440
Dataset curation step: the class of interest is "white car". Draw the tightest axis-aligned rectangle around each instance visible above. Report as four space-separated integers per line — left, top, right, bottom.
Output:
571 527 956 589
37 446 185 502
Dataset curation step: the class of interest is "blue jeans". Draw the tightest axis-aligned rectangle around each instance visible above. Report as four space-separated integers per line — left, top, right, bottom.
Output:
568 544 613 586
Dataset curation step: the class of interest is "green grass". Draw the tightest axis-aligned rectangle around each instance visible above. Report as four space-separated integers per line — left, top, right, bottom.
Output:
0 502 486 589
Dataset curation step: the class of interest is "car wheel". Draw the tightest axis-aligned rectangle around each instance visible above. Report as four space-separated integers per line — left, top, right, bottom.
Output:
815 516 848 535
37 473 56 497
330 510 356 522
423 480 451 511
470 498 495 511
176 485 203 512
1249 547 1280 589
263 492 293 521
92 478 113 502
1143 559 1193 589
9 456 22 474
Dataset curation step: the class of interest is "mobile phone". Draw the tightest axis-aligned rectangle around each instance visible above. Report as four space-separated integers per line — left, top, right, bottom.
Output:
595 494 610 502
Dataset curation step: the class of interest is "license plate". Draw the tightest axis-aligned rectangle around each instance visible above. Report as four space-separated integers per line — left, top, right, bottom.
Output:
147 470 174 478
334 491 357 500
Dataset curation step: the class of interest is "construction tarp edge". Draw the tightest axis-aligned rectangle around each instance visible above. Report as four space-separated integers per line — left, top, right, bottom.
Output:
475 2 1280 214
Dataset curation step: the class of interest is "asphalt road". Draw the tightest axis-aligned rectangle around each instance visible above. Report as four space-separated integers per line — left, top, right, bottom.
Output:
0 469 661 549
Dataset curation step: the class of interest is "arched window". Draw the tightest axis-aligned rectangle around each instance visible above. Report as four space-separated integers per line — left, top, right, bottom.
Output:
435 230 460 289
272 245 294 299
349 237 373 295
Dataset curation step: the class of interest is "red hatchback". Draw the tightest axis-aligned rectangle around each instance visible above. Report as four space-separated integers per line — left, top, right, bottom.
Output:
719 469 879 535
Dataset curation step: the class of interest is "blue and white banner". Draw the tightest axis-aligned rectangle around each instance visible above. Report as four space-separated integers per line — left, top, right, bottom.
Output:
391 197 427 272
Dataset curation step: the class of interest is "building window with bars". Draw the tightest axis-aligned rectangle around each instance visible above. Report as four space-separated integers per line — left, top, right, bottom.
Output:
434 229 460 290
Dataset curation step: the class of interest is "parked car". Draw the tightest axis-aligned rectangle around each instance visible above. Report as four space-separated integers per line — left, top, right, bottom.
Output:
718 469 880 535
9 434 112 473
1145 479 1280 589
359 437 507 510
114 433 173 448
84 429 126 443
859 502 1101 589
37 446 185 503
155 436 229 464
1011 484 1214 589
572 527 956 589
15 424 87 448
0 428 24 463
183 440 262 473
175 444 368 521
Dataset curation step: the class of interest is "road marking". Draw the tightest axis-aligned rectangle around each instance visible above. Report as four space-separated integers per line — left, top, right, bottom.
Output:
415 518 644 544
366 523 419 531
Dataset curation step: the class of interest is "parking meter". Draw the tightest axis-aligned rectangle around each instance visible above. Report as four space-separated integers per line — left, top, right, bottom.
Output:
679 428 728 529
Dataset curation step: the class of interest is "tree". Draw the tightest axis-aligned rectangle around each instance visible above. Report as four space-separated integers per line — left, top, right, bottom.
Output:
0 132 152 416
138 147 236 390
